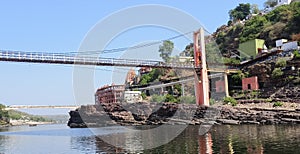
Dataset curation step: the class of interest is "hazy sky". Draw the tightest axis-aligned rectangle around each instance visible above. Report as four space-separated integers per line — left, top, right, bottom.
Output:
0 1 264 114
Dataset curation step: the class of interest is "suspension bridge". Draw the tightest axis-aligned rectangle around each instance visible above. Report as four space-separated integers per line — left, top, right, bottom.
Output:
0 28 243 106
0 50 195 69
4 105 79 110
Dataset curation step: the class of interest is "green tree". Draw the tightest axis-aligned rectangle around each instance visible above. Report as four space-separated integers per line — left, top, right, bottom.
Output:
159 40 174 63
289 2 300 34
139 74 151 85
229 3 251 21
239 15 268 43
0 104 9 124
251 4 260 14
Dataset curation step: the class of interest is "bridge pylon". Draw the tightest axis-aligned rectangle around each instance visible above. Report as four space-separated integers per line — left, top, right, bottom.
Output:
194 28 210 106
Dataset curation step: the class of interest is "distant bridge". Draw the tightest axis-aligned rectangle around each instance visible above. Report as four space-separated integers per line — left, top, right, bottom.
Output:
4 105 79 110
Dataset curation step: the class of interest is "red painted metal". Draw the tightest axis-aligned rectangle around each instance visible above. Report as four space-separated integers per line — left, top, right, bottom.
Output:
194 28 210 106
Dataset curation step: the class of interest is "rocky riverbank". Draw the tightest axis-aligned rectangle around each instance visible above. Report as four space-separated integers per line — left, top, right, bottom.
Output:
68 102 300 128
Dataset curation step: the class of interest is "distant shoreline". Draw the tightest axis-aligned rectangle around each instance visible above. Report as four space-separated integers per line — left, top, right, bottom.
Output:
8 120 54 127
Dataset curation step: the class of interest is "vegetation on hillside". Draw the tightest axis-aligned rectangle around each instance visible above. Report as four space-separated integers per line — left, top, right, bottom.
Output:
0 104 9 125
0 103 53 125
214 1 300 56
229 3 251 22
139 1 300 103
8 110 52 122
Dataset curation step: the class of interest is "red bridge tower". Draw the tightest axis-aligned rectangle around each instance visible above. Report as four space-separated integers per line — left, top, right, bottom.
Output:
193 28 210 106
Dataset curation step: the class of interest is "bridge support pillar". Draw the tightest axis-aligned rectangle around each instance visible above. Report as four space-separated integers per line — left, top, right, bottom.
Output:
181 83 185 96
194 28 210 106
224 73 230 97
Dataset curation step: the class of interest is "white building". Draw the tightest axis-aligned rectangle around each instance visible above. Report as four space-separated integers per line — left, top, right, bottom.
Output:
277 0 292 6
124 91 142 103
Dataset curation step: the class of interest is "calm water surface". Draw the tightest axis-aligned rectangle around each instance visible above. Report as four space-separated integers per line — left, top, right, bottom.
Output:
0 124 299 154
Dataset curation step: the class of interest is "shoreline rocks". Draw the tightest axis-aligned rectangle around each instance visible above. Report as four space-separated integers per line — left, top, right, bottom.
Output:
67 102 300 128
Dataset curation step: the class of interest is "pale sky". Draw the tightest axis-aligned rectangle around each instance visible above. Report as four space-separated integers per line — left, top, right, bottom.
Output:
0 1 265 115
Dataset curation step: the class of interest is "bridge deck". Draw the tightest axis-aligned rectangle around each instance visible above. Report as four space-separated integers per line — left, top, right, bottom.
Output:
5 105 79 110
0 50 195 69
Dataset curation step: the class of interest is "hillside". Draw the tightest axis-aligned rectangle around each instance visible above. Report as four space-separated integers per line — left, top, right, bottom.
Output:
0 104 54 126
214 2 300 57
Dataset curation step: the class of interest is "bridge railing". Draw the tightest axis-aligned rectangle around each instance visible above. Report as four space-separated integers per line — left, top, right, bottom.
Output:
0 50 196 69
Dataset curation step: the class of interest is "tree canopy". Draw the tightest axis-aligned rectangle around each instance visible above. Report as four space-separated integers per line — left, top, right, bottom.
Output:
229 3 251 21
159 40 174 63
251 4 260 14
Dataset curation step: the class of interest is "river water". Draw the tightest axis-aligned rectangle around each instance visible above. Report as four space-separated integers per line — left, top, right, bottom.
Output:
0 124 299 154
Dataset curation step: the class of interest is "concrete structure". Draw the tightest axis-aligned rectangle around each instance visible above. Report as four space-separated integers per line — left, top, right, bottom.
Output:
282 41 299 51
178 56 193 63
124 91 142 103
276 39 288 47
242 76 259 91
215 80 225 93
95 84 125 104
239 39 266 61
276 0 292 6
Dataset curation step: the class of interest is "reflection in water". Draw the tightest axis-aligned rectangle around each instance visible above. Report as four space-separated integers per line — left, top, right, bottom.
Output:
94 125 300 154
70 136 97 153
210 125 300 154
0 124 299 153
198 133 213 154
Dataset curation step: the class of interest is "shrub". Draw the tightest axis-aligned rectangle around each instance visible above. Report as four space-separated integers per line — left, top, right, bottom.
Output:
179 96 196 104
293 77 300 84
293 50 300 59
150 95 165 103
209 98 216 105
250 90 260 98
223 97 238 106
141 92 147 100
273 101 283 107
165 94 178 103
272 68 284 78
275 59 287 67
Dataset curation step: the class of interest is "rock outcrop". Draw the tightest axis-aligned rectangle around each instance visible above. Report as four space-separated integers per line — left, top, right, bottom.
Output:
68 102 300 128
